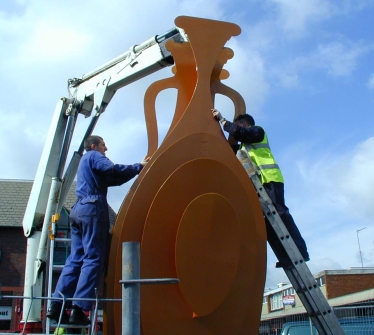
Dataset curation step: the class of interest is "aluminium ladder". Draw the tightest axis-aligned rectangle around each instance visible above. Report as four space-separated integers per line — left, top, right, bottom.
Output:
236 149 345 335
46 213 99 335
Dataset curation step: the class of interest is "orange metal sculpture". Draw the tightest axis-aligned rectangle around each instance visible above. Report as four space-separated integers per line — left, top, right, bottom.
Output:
104 16 267 335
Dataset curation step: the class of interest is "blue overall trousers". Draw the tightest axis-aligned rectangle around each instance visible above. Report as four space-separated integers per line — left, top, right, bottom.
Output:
53 150 143 311
264 182 309 262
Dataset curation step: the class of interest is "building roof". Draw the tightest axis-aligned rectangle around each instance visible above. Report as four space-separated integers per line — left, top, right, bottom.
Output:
314 268 374 276
264 283 293 296
263 268 374 296
0 179 117 228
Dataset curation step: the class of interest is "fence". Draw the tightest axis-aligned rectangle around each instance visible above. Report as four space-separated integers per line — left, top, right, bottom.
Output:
259 298 374 334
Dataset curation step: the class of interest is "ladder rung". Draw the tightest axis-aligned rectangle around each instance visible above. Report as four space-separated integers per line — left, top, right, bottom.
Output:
54 238 71 242
53 265 64 271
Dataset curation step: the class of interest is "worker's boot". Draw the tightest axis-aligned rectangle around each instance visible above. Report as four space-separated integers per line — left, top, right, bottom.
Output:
69 305 90 325
46 301 69 323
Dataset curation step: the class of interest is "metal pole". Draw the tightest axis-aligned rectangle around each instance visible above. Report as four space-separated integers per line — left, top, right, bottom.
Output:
356 227 367 268
122 242 140 335
309 317 314 335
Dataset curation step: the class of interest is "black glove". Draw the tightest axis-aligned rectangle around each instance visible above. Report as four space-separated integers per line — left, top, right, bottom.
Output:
211 109 223 121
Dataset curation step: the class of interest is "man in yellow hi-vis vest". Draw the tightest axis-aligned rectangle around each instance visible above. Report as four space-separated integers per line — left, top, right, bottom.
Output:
212 110 309 268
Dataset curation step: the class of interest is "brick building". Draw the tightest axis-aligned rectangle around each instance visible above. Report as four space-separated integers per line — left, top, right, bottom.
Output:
0 179 116 332
260 268 374 334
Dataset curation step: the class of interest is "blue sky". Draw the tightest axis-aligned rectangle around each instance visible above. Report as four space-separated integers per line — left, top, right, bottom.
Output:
0 0 373 289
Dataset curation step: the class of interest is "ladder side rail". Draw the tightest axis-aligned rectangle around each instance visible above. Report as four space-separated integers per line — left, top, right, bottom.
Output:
257 185 338 320
254 178 306 263
236 150 345 335
46 211 73 333
256 174 345 335
248 164 327 297
46 237 55 334
284 267 338 335
239 152 322 309
285 265 319 309
259 186 345 334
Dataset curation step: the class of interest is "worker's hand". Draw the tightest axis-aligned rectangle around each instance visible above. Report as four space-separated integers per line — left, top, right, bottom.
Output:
212 109 227 125
140 156 151 166
211 108 223 121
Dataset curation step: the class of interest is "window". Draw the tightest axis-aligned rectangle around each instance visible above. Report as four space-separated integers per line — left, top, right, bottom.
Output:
270 292 283 311
283 288 295 296
316 276 326 286
263 296 267 304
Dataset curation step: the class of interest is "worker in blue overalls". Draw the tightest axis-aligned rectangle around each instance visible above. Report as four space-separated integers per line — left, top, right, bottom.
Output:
212 109 309 268
47 135 150 325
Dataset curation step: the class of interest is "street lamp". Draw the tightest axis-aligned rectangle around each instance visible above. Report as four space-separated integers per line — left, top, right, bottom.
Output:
356 227 367 268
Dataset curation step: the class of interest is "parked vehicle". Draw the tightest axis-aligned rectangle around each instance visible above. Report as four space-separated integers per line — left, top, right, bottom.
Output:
281 317 374 335
280 321 317 335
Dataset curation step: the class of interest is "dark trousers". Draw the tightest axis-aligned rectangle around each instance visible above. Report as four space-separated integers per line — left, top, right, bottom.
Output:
53 198 110 311
263 182 309 261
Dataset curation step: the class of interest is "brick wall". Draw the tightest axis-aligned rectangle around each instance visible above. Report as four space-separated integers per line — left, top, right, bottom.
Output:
0 227 26 289
326 274 374 299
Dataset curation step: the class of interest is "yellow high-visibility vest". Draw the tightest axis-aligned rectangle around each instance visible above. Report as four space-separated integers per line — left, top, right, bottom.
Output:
54 327 66 334
241 131 284 184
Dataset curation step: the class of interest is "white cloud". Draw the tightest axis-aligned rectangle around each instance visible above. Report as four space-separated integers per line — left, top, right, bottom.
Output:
334 0 374 14
251 0 374 90
315 41 372 77
179 0 225 19
368 73 374 90
288 137 374 224
278 136 374 274
307 258 343 273
19 22 91 63
279 73 300 89
268 0 332 37
268 0 374 38
271 39 373 89
218 38 269 118
0 108 44 179
330 137 374 218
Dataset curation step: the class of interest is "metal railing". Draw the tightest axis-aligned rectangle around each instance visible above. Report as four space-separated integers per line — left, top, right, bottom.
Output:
259 299 374 334
0 242 179 335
